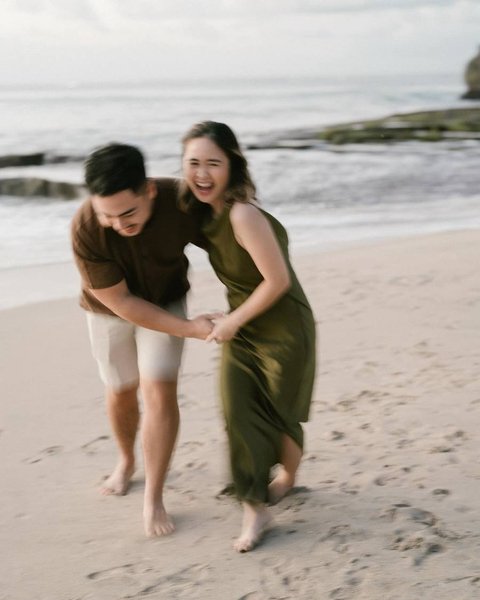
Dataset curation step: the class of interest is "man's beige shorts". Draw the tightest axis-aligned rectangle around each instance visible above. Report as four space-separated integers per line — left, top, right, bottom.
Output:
86 299 185 390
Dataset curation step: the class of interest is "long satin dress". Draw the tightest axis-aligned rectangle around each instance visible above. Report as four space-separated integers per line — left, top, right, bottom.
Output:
203 204 316 503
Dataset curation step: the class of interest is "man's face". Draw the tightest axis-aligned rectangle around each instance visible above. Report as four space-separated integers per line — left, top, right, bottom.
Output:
91 181 155 237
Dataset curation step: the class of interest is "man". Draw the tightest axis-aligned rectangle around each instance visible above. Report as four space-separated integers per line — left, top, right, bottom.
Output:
71 143 212 537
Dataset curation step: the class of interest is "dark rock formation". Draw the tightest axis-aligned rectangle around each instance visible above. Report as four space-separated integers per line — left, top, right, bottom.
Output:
0 152 84 169
462 46 480 100
318 108 480 144
0 177 85 200
0 153 46 168
247 108 480 148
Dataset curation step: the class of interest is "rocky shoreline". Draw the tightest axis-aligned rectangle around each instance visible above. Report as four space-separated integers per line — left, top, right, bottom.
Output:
247 107 480 149
0 177 84 200
0 152 83 169
0 152 85 200
1 107 479 200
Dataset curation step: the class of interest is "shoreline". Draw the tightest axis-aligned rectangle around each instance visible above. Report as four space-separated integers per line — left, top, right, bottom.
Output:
2 227 479 312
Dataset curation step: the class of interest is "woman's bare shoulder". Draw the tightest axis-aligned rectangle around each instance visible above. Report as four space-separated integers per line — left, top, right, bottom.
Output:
229 201 264 224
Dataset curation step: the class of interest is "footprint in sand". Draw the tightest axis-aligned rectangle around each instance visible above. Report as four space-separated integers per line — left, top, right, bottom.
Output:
427 430 467 455
260 558 317 598
339 482 360 495
184 460 208 470
87 563 140 581
373 474 396 487
412 541 444 566
432 488 450 499
81 435 109 455
313 401 329 414
335 399 356 412
87 563 158 598
122 563 211 598
429 443 454 454
14 512 30 520
24 445 63 464
404 507 437 526
328 560 372 600
385 505 447 566
356 389 389 404
390 533 444 566
413 340 436 358
179 440 203 449
327 430 345 441
317 524 367 556
445 429 468 443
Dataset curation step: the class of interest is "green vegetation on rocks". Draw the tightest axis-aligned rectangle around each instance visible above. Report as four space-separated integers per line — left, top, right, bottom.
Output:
247 108 480 149
462 46 480 99
317 108 480 144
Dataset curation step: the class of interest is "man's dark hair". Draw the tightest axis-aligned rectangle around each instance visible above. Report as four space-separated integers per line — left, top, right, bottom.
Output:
84 143 147 196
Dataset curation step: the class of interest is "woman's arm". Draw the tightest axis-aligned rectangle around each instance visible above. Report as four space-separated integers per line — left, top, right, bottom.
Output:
207 203 291 343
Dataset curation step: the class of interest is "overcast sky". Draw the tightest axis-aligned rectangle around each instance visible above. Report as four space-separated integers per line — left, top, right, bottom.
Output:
1 0 478 85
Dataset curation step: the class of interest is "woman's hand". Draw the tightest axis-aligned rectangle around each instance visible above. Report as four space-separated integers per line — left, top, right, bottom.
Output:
206 314 240 343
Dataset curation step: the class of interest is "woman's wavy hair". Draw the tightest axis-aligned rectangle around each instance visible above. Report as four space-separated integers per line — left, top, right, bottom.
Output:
179 121 256 214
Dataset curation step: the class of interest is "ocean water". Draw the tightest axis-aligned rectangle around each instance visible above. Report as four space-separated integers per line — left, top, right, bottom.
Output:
1 73 479 275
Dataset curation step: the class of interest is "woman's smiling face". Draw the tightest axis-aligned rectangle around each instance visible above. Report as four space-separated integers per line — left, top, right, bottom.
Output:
182 136 230 214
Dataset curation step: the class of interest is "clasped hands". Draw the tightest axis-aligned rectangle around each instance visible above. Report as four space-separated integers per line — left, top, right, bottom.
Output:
191 311 240 342
206 312 240 344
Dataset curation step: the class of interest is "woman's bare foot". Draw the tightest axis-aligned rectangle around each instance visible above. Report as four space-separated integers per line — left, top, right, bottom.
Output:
100 461 135 496
268 467 294 505
234 502 273 553
143 501 175 537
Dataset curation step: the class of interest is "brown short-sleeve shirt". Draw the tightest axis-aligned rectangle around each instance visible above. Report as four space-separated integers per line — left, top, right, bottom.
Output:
71 177 204 315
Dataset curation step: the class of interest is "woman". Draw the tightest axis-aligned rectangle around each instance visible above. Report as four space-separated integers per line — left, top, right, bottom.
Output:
180 121 316 552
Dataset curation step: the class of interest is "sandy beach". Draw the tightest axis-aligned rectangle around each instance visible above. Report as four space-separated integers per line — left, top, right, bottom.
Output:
1 229 479 600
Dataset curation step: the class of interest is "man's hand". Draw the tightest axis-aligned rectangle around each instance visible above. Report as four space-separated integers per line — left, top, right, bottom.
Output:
187 314 219 340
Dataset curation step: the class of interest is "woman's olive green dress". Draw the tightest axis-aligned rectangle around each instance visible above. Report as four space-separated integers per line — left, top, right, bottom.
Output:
203 204 316 504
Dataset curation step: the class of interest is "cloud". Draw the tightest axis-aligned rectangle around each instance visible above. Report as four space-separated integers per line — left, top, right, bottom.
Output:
2 0 472 28
284 0 461 14
0 0 478 84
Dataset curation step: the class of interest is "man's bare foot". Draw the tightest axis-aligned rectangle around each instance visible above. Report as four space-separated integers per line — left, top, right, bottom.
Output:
234 502 273 553
144 502 175 537
268 468 294 505
100 461 135 496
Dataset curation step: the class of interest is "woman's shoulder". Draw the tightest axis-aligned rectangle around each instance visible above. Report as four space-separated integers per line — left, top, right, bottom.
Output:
229 201 288 247
229 200 265 224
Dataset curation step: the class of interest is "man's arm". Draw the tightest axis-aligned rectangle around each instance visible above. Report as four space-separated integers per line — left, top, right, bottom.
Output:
90 279 213 339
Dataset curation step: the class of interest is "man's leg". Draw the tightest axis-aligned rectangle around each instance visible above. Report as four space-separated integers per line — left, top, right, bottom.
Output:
101 385 140 495
86 312 140 496
140 378 179 536
135 298 185 536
